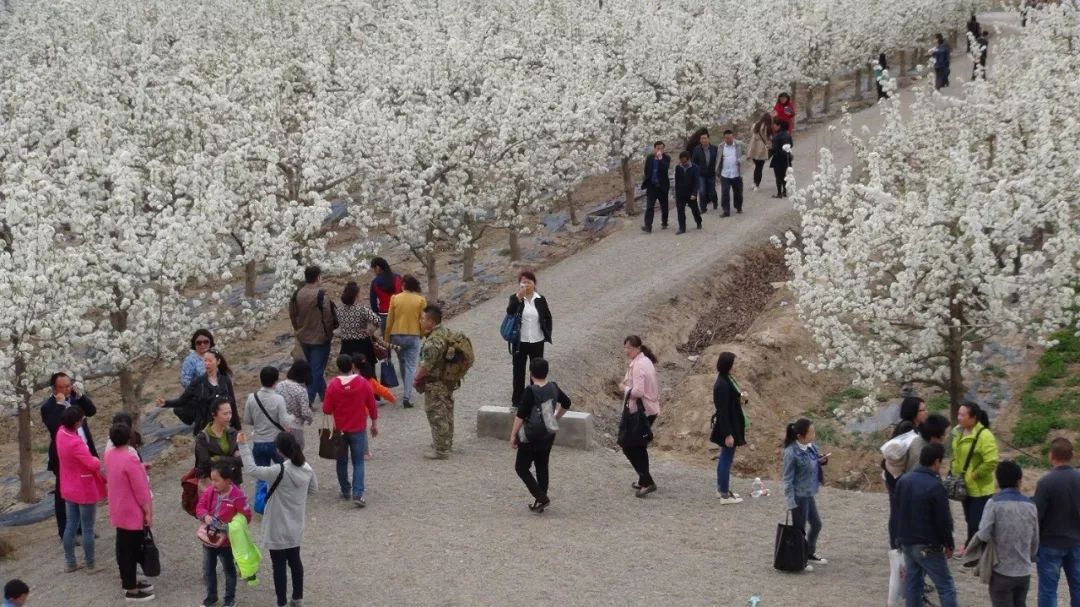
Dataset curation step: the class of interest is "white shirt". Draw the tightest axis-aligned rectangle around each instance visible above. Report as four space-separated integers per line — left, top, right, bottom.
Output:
520 294 544 344
720 143 739 178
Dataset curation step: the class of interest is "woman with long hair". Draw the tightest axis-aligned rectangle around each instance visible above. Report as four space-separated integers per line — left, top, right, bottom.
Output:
239 431 317 607
385 274 427 409
618 336 661 498
337 281 381 378
773 92 796 133
747 113 773 191
711 352 746 504
158 350 239 434
782 418 829 570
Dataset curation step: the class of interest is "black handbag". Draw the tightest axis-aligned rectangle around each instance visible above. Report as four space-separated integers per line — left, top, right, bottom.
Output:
141 528 161 577
318 415 347 460
617 394 653 448
380 360 400 388
773 511 808 572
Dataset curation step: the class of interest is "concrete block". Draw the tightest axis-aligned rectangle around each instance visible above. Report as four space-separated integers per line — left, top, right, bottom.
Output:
476 405 593 450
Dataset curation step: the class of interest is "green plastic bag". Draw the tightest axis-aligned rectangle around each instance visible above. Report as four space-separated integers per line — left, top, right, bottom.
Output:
227 515 261 586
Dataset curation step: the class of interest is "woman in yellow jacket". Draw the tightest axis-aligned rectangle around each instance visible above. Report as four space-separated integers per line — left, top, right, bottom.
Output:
384 275 427 409
951 401 999 550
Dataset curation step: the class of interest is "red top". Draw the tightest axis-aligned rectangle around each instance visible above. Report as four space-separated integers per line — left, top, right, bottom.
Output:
371 275 403 314
323 375 378 432
774 101 796 131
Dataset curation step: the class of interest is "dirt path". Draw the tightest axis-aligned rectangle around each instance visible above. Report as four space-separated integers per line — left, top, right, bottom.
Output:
4 14 1036 607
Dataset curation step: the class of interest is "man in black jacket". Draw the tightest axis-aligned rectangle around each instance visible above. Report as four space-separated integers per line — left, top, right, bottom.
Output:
40 372 98 539
1033 437 1080 607
895 443 958 607
690 132 719 213
640 141 670 233
673 151 702 234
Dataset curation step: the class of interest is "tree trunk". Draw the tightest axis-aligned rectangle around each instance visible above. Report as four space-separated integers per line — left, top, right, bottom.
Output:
789 81 798 107
244 261 257 298
947 288 965 424
910 47 919 73
13 350 34 503
118 366 141 426
804 86 815 121
462 245 475 282
853 68 864 101
567 191 579 226
898 51 907 75
822 79 832 115
620 157 637 215
424 251 439 302
508 229 521 262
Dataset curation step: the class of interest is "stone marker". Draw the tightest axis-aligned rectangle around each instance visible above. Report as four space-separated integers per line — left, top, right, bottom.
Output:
476 405 594 450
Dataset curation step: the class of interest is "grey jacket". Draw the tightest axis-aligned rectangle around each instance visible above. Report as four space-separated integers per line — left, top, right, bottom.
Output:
240 444 317 550
243 388 295 443
974 489 1039 577
961 533 997 584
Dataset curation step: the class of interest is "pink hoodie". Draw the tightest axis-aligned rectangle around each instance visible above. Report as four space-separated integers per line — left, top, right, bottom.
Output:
57 426 106 505
105 447 152 531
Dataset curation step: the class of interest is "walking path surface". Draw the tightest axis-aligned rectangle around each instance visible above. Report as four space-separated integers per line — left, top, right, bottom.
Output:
5 15 1029 606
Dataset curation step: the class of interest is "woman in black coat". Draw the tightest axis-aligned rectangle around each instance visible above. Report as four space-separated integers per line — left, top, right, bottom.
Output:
711 351 746 504
157 350 240 435
507 270 553 408
769 121 793 198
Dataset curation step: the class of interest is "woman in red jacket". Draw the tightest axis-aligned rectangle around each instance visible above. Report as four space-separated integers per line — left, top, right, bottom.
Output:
773 92 796 134
323 354 379 507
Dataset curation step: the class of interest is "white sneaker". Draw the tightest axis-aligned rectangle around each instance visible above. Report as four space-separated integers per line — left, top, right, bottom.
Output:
719 496 744 505
804 564 815 572
808 554 828 565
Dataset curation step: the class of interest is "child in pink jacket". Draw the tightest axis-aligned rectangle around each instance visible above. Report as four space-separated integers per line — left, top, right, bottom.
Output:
56 406 106 572
195 460 251 607
105 423 154 601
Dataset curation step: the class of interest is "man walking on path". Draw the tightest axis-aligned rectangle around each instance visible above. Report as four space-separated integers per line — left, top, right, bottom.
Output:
673 151 701 234
691 132 719 213
41 372 97 540
1034 438 1080 607
415 305 457 460
932 33 951 90
243 366 294 492
974 460 1039 607
289 265 337 404
895 443 958 607
640 141 670 233
718 129 747 217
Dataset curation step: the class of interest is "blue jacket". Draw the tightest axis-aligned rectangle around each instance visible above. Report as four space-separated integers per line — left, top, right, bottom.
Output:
782 442 822 510
895 465 954 550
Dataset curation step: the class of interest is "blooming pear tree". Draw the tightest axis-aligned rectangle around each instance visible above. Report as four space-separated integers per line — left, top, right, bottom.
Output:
785 5 1080 422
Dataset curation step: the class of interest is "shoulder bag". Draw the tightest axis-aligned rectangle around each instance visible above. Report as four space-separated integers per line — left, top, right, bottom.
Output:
141 528 161 577
254 394 285 432
943 428 984 501
774 509 808 572
617 393 653 448
254 463 286 515
318 415 347 460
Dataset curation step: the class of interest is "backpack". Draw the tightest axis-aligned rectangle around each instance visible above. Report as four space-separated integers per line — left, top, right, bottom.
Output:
439 330 474 383
291 287 339 338
519 383 560 443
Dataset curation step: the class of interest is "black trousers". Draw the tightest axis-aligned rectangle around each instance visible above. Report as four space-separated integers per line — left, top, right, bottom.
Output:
720 176 743 214
515 439 553 500
511 341 545 407
773 165 789 196
643 186 669 230
752 160 766 187
989 573 1029 607
675 197 702 231
622 415 657 487
340 338 375 377
270 547 304 606
115 528 144 590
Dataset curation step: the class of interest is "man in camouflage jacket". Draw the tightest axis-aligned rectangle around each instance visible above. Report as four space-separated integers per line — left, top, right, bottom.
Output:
415 305 456 460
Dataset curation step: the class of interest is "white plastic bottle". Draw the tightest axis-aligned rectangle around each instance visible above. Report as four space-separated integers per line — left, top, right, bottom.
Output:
751 477 763 498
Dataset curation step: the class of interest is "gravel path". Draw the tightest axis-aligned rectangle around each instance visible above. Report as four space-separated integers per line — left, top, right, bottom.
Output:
5 15 1031 607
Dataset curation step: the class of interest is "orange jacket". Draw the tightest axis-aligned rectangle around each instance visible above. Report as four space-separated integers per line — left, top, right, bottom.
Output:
368 377 396 403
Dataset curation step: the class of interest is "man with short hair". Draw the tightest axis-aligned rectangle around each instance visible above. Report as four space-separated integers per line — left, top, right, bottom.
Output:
2 579 29 607
975 460 1039 607
289 265 337 403
1033 437 1080 607
640 141 671 233
242 366 294 494
932 33 951 90
691 132 719 213
415 305 456 460
673 151 702 234
895 442 957 607
718 129 747 217
40 372 98 539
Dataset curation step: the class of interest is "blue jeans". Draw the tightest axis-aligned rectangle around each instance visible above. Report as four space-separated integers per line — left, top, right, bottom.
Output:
301 342 331 404
697 175 717 210
253 441 283 497
62 502 96 567
903 545 958 607
1037 545 1080 607
716 446 735 494
203 545 237 605
391 335 422 401
336 430 368 499
792 496 822 556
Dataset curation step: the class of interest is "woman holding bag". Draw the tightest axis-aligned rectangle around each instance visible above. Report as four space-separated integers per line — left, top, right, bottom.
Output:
105 423 155 602
239 431 317 607
950 401 999 551
618 336 660 498
782 418 829 570
507 271 553 409
711 352 746 505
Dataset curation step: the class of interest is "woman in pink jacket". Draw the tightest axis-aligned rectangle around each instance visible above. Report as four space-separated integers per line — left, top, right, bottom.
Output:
56 406 106 572
618 335 661 498
105 423 155 601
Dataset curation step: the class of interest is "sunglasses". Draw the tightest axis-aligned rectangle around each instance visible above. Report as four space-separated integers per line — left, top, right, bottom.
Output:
195 339 211 345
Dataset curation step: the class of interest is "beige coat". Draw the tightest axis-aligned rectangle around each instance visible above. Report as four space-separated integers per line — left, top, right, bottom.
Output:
747 124 772 161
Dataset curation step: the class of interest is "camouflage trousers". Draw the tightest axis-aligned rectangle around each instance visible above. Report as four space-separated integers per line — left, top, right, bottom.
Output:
424 382 456 455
